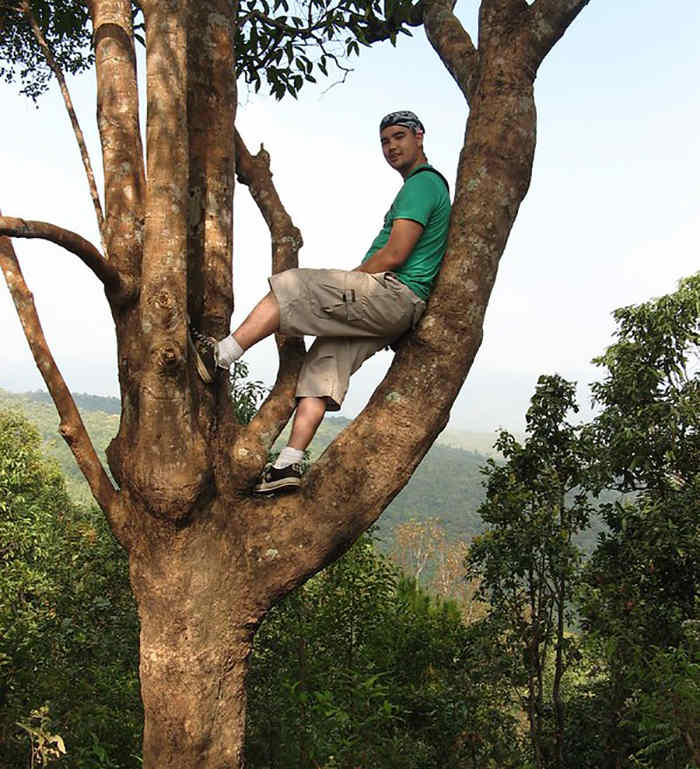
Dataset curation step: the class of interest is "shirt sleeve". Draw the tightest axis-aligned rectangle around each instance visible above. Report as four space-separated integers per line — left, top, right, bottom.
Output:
391 174 440 226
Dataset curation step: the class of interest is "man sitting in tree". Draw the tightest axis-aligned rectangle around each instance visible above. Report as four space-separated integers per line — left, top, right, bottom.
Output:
191 110 451 493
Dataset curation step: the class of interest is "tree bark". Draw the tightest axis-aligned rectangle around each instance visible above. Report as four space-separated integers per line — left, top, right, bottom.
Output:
90 0 147 484
186 0 236 339
3 0 593 766
129 505 255 768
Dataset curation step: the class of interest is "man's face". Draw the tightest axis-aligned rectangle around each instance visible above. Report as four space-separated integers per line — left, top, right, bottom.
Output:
380 124 424 176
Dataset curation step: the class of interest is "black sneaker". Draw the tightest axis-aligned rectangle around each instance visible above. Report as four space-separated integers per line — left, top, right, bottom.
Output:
253 463 304 494
188 324 218 383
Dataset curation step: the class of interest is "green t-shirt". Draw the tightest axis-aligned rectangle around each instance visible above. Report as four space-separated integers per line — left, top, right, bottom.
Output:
362 164 451 300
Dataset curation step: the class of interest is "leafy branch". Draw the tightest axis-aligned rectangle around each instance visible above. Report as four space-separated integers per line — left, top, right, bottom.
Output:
1 0 422 102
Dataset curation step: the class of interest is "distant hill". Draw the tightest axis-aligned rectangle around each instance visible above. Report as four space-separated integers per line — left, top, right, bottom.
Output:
24 389 122 415
0 388 119 505
439 428 521 458
0 388 610 550
0 388 492 541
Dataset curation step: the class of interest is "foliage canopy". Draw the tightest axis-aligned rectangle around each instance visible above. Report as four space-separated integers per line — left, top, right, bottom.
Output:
0 0 421 101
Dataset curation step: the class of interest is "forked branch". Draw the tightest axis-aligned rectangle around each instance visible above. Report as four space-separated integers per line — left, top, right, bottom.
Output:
0 229 121 524
21 0 106 250
228 130 306 478
0 217 135 302
423 0 478 103
234 130 303 275
527 0 591 63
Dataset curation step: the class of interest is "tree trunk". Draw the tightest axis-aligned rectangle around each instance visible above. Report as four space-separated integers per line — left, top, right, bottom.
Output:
138 611 250 769
552 497 569 768
129 506 258 768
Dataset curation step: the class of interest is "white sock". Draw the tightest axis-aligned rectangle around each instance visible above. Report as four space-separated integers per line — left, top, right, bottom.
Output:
216 335 244 368
273 446 304 469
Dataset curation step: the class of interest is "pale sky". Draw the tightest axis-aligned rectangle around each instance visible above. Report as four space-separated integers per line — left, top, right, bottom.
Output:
2 0 698 432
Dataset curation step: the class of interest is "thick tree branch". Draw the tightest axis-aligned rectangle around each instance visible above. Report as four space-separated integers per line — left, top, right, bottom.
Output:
184 0 238 499
186 0 236 340
527 0 591 64
90 0 145 276
114 0 211 520
227 130 306 479
88 0 145 501
0 227 126 534
423 0 478 103
0 216 134 302
21 1 106 250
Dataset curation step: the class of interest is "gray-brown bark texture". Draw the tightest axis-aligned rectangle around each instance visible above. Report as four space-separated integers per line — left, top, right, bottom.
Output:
1 0 590 766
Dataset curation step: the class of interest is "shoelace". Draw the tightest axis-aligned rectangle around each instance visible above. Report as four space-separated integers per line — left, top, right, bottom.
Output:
189 324 216 351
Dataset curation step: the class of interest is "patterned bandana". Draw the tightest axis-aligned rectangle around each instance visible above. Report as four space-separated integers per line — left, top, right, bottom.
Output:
379 110 425 135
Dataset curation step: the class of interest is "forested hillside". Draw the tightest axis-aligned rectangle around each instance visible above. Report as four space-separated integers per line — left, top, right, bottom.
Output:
0 389 119 504
0 388 614 550
0 388 492 542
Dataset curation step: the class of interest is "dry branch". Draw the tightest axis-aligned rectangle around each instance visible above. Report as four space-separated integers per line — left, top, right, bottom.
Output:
0 226 121 523
0 217 134 301
21 1 106 249
228 131 306 479
234 130 304 275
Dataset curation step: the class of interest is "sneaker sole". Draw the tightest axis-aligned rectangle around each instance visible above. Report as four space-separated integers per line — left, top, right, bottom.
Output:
253 476 302 494
187 332 214 384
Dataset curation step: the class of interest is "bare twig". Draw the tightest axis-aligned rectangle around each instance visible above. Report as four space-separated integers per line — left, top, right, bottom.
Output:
0 224 118 518
0 217 134 302
21 1 106 251
320 67 352 96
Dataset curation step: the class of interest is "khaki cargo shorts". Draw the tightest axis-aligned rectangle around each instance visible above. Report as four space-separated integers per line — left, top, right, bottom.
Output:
268 268 425 410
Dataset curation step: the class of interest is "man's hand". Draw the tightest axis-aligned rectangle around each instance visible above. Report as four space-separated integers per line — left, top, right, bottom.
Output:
355 218 423 273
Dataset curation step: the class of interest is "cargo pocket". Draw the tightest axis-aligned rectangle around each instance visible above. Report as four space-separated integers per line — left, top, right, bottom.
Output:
319 286 365 323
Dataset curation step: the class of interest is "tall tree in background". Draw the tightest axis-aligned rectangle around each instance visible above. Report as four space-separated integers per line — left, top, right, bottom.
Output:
469 374 595 769
0 1 591 766
579 273 700 769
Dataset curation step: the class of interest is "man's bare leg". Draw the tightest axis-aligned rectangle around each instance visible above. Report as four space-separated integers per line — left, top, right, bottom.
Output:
254 396 326 493
217 292 281 367
288 396 327 452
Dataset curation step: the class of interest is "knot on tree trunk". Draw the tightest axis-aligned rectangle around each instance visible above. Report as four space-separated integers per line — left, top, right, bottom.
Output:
128 459 214 521
154 341 184 376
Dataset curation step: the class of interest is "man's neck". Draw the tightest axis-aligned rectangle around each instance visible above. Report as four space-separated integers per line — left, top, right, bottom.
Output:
401 156 428 180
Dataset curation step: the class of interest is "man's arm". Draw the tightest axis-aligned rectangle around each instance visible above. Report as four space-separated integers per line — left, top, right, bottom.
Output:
354 218 423 273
